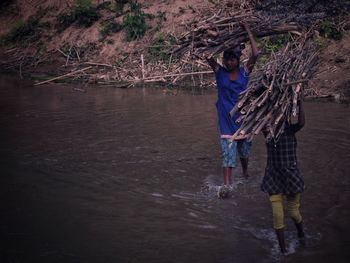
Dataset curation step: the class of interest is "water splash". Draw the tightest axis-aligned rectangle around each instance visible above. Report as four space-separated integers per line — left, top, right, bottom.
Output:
201 174 248 198
233 226 301 261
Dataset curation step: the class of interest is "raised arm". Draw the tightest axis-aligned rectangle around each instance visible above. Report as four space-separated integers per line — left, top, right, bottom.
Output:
297 91 305 128
206 55 220 73
290 90 305 133
242 22 259 74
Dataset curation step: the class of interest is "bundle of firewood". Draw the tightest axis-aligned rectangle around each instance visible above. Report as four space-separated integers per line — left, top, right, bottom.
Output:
229 35 318 142
174 9 324 58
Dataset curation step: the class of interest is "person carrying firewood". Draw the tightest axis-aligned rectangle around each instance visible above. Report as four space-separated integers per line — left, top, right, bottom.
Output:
206 22 258 196
261 91 306 254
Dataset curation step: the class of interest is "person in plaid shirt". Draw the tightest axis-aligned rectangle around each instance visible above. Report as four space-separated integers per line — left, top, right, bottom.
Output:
261 92 305 254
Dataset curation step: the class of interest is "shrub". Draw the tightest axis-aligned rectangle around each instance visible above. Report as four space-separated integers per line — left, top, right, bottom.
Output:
115 0 128 12
97 0 128 14
56 12 77 32
99 21 122 41
74 0 100 27
148 32 176 61
56 0 100 32
258 34 290 54
122 2 147 41
150 11 165 32
3 16 40 44
96 1 112 10
312 35 327 50
319 21 342 40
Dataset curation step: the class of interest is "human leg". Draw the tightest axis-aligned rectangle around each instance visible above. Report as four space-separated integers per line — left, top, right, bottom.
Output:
237 140 252 177
269 194 287 253
220 138 237 185
223 167 232 185
275 228 287 254
240 157 249 177
287 193 304 238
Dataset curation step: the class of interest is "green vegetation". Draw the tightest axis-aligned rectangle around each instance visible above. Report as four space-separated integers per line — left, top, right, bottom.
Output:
97 0 128 14
96 1 113 10
254 34 291 68
319 20 342 40
147 32 176 61
56 0 100 32
150 11 166 32
115 0 129 12
99 20 122 41
1 7 51 47
258 34 290 53
256 54 269 68
312 34 327 50
56 12 76 32
3 19 36 43
1 15 46 46
122 2 147 41
58 42 96 60
60 43 73 55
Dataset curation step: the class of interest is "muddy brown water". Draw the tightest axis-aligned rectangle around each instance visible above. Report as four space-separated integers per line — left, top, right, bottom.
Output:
1 75 350 263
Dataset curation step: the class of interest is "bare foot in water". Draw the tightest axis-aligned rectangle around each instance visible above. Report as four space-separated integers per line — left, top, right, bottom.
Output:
217 185 232 198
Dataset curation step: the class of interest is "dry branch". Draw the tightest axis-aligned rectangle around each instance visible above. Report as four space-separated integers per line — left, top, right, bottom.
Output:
34 67 92 86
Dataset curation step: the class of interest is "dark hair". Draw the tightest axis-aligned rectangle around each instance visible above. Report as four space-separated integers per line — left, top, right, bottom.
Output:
223 44 244 60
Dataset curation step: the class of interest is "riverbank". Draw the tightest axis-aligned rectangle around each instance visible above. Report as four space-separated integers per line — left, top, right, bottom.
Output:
0 0 349 99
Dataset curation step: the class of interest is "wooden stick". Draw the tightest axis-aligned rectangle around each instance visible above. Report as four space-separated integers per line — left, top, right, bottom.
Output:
34 67 92 86
84 62 113 68
142 70 213 81
141 54 145 80
65 45 72 66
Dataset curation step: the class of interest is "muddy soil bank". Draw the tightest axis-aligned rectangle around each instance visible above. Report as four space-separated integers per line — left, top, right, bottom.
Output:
0 0 349 99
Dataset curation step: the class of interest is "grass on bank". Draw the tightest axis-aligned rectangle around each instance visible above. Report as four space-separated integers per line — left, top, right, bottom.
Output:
56 0 100 32
1 8 50 47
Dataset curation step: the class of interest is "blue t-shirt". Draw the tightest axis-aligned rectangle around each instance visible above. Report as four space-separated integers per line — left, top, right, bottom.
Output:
215 66 249 136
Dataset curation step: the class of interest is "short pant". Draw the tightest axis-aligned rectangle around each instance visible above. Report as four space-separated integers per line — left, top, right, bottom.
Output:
220 138 252 168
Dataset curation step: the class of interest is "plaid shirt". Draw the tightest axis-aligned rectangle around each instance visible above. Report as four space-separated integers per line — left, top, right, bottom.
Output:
261 124 305 194
266 126 299 168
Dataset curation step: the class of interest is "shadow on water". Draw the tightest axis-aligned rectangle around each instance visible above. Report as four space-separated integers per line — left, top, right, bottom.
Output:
1 75 350 263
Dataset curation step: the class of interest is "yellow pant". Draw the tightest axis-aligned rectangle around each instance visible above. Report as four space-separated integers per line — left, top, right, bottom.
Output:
269 194 302 229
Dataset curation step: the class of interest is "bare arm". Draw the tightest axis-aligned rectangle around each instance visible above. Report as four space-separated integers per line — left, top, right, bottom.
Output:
206 56 220 73
242 23 259 74
297 91 305 128
290 90 305 133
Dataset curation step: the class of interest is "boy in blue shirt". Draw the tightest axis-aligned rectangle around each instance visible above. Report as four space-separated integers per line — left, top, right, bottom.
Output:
206 23 258 189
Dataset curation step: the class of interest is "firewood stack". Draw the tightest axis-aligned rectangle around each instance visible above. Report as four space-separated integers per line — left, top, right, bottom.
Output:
230 36 318 142
174 10 306 58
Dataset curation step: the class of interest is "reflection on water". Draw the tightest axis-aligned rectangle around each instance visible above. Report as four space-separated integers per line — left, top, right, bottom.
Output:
1 75 350 263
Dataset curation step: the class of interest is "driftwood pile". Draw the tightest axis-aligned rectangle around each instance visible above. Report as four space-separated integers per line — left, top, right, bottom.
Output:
229 35 318 142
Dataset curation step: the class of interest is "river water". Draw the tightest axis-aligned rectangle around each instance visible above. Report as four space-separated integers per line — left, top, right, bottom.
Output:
1 75 349 263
